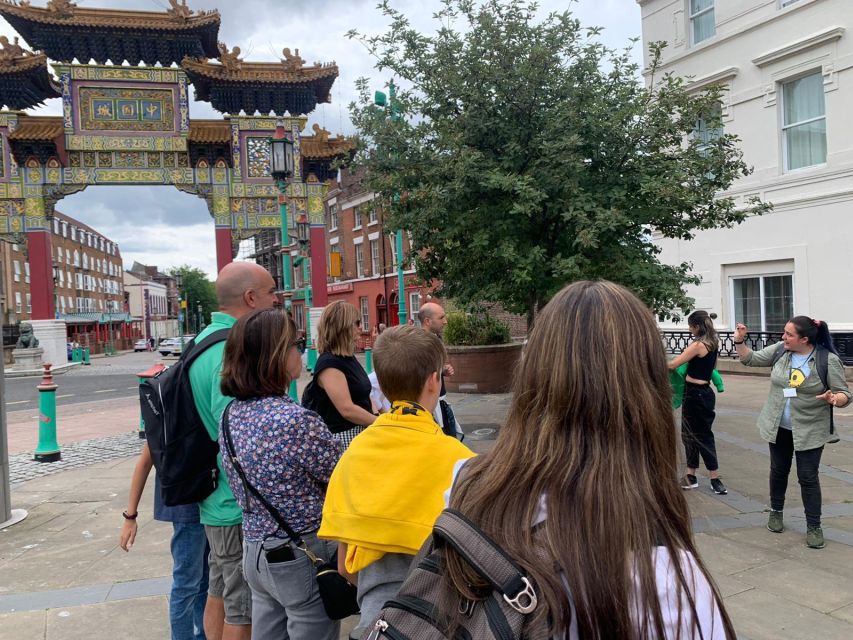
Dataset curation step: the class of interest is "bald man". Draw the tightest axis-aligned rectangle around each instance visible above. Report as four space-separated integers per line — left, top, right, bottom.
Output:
189 262 278 640
418 302 463 440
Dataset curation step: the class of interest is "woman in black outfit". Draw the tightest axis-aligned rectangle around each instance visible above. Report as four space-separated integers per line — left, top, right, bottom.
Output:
304 300 375 447
668 310 727 495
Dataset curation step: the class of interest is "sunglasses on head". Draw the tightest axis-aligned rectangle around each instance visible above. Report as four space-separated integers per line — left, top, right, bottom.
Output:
293 337 306 353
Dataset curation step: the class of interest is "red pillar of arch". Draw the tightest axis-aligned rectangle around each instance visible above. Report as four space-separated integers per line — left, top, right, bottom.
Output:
215 227 233 273
310 225 327 307
26 229 56 320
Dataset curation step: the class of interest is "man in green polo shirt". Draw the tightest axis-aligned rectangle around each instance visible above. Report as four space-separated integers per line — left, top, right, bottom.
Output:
189 261 278 640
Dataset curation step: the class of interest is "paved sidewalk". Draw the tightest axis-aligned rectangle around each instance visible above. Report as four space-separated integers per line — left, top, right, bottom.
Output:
1 375 852 639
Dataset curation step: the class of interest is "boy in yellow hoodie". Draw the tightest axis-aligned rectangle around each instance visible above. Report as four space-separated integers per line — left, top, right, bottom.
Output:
319 325 475 638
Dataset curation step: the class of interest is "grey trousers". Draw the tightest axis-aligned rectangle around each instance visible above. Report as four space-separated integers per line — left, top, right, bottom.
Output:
242 533 340 640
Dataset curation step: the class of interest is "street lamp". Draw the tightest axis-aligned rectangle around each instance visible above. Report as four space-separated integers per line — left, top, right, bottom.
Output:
374 81 408 325
270 121 295 313
174 272 184 351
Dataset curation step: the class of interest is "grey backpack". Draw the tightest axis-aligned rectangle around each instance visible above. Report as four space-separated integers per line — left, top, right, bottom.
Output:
363 509 550 640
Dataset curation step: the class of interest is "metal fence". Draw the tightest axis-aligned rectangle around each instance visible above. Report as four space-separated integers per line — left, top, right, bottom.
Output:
661 330 853 366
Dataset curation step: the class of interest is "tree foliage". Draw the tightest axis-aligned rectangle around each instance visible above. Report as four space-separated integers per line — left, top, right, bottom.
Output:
168 265 216 332
348 0 771 326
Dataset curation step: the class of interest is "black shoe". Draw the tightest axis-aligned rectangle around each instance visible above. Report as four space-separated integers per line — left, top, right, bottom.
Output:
681 474 699 490
710 478 727 495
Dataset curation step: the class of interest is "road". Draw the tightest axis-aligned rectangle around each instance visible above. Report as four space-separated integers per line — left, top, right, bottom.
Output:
3 350 173 412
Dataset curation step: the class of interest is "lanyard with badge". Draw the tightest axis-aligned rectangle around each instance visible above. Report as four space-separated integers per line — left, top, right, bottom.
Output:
784 349 813 398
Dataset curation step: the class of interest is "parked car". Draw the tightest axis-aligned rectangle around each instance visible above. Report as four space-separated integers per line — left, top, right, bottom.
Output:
133 339 148 352
158 338 181 356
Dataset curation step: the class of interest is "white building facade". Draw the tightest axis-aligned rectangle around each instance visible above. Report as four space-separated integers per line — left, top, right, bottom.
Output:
638 0 853 335
123 271 178 342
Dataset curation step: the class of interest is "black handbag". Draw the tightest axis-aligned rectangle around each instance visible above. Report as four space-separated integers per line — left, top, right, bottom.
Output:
221 404 360 621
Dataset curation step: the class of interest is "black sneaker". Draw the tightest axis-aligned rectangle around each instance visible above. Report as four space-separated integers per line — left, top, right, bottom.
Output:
710 478 728 495
681 474 699 490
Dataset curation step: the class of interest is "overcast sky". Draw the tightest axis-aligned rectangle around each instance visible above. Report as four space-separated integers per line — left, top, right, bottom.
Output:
1 0 642 279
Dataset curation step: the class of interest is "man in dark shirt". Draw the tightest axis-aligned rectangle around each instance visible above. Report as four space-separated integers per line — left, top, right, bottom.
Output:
417 302 462 438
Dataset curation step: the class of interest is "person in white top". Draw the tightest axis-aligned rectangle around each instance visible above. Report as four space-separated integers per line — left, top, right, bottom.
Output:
442 281 735 639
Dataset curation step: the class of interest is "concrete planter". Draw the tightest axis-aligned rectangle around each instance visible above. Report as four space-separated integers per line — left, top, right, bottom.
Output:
445 342 523 394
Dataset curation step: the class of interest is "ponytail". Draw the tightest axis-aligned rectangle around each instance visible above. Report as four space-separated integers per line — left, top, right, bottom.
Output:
789 315 838 354
687 310 719 352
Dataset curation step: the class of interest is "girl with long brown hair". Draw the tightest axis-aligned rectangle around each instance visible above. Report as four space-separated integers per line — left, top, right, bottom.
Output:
443 281 735 639
669 310 727 495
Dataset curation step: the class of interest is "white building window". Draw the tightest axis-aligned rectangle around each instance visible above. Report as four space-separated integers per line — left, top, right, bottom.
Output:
355 243 365 278
370 239 380 275
694 104 722 153
58 270 64 286
56 246 63 262
368 205 378 225
15 292 21 314
329 204 338 231
13 260 20 282
360 296 370 331
26 293 31 315
24 263 30 284
689 0 715 45
53 218 59 234
782 72 826 171
66 248 71 264
352 205 362 230
731 274 794 333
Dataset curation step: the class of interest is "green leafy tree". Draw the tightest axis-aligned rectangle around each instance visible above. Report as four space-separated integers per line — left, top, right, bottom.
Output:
348 0 771 327
169 266 217 333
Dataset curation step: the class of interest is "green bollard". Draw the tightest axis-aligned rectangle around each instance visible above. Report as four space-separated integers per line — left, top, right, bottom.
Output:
289 379 299 402
34 364 61 462
82 347 91 365
72 347 82 363
365 347 373 374
307 346 317 372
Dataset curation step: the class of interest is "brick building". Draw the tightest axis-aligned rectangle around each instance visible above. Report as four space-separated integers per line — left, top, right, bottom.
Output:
321 168 431 346
0 210 133 352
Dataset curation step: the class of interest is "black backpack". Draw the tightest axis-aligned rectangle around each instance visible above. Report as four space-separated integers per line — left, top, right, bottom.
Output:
769 343 838 439
362 509 549 640
140 329 230 506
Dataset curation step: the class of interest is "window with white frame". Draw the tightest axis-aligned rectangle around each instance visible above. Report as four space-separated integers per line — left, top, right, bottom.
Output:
329 204 338 230
26 293 31 315
56 246 62 262
360 296 370 331
53 218 59 234
388 233 398 268
782 72 826 171
689 0 715 45
13 260 20 282
15 292 21 314
731 274 793 333
25 263 30 283
409 292 421 318
66 248 71 264
370 239 380 275
368 205 378 225
58 270 64 287
694 103 722 154
353 205 362 230
355 242 365 278
61 222 67 237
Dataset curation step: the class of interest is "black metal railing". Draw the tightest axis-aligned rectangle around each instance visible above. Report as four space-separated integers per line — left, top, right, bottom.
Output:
662 330 853 366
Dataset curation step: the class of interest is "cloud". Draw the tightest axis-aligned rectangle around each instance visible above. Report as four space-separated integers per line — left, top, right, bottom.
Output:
0 0 641 279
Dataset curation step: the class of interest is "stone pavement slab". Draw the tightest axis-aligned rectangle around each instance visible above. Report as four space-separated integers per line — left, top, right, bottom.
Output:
0 374 851 638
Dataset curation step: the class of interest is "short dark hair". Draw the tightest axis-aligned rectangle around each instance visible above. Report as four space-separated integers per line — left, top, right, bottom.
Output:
220 308 297 400
374 325 446 402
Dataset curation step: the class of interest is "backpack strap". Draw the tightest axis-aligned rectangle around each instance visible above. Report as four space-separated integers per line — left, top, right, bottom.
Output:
814 347 836 436
181 328 230 369
432 508 538 615
769 342 787 369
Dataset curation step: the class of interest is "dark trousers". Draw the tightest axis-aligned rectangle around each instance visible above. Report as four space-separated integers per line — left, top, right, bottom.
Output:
681 383 719 471
769 427 824 527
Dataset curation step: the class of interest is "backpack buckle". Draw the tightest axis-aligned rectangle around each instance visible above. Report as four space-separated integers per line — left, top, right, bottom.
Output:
503 576 537 614
458 598 476 618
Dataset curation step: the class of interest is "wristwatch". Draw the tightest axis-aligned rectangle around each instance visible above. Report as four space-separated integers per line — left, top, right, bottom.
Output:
122 510 138 520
